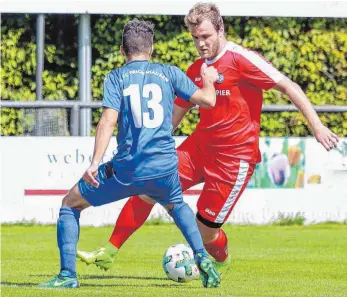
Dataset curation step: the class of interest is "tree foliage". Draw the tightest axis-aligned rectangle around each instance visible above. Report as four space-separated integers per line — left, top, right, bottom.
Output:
1 15 346 136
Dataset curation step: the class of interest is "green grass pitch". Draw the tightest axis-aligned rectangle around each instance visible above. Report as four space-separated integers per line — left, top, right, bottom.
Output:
1 223 347 297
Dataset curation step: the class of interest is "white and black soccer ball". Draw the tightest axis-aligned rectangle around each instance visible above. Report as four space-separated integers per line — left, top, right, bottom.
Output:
162 244 200 283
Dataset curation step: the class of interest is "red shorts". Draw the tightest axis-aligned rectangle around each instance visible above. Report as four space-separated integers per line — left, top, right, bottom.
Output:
177 136 255 225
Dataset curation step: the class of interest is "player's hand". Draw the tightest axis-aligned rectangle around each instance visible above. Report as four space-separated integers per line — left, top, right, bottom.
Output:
83 163 100 187
201 63 218 83
313 124 339 151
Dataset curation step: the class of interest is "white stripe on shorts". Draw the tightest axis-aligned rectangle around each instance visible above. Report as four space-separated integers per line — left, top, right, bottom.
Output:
214 160 250 224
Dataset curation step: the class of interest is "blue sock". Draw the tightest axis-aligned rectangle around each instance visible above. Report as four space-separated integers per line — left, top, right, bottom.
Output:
169 201 206 255
57 206 80 277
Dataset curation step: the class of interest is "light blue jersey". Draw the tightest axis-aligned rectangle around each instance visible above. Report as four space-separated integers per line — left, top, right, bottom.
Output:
102 60 198 181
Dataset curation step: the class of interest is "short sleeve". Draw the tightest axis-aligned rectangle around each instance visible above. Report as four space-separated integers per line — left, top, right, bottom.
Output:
169 66 199 101
102 71 122 111
173 65 197 109
237 50 284 90
174 96 195 108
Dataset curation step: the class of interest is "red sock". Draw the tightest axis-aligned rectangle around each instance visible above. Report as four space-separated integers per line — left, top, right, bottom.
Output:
109 195 154 248
204 229 229 262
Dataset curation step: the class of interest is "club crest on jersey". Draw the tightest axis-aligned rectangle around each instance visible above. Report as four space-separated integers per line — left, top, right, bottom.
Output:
195 77 201 82
216 73 224 84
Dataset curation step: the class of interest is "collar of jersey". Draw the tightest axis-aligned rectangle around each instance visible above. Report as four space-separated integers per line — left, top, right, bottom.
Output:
205 42 231 65
126 60 149 65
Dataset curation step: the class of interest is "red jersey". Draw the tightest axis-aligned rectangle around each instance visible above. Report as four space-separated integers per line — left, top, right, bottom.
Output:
175 41 284 164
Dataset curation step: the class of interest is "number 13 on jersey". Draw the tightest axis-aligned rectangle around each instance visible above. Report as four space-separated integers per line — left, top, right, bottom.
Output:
123 83 164 129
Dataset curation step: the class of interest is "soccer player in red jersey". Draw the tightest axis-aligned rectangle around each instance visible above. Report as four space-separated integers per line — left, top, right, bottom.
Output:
77 3 339 276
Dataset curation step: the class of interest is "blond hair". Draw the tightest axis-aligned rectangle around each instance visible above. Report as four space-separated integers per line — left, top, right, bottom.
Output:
184 2 224 31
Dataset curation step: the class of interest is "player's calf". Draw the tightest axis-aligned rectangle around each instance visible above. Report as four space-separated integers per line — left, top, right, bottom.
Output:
168 201 221 288
197 215 231 278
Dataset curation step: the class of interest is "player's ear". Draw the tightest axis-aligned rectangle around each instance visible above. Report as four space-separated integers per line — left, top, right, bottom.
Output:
218 26 224 38
120 45 125 56
149 46 153 57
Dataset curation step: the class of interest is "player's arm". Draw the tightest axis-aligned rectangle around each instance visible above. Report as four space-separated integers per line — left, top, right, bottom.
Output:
172 65 197 130
273 77 339 151
237 49 339 151
83 109 118 187
91 108 118 166
172 104 191 131
189 64 217 108
170 64 218 111
83 72 121 187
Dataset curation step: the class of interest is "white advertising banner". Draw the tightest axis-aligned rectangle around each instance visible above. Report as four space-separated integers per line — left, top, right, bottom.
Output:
1 137 346 225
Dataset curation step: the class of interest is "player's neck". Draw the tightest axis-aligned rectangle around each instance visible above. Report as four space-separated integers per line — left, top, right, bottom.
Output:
209 38 228 61
219 38 228 52
126 54 150 63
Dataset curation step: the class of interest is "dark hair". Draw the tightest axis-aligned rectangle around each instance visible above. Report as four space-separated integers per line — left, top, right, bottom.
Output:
185 2 224 32
122 19 154 56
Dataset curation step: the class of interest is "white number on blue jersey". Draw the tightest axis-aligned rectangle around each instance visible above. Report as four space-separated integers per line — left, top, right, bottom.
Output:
123 83 164 128
123 84 142 128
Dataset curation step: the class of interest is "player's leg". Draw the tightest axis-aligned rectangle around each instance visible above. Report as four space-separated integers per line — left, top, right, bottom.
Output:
38 184 91 288
39 161 130 288
168 201 220 288
148 172 220 288
106 136 203 249
77 194 156 270
197 160 255 278
77 137 203 270
109 194 156 248
197 218 231 278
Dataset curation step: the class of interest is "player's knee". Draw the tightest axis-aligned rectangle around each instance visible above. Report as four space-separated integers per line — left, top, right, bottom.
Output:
62 184 90 211
196 212 223 241
196 211 223 229
165 203 174 212
165 201 185 212
138 195 156 205
196 218 220 243
62 195 74 207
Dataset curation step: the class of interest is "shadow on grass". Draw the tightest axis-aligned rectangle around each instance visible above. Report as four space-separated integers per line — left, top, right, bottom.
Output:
1 282 37 287
81 275 169 281
1 281 185 289
30 274 168 281
81 283 183 288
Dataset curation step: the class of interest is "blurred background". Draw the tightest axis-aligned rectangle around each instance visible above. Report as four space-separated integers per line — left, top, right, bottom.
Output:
1 1 346 225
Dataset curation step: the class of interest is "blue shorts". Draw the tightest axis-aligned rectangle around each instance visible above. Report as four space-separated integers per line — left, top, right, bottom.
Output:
78 162 183 207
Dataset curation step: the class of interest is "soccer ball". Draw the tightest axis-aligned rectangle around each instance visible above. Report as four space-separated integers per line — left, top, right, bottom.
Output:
162 244 200 283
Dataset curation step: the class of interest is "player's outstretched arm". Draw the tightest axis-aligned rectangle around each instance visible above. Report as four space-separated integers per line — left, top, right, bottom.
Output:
82 108 118 187
273 77 339 151
189 64 218 109
172 105 192 131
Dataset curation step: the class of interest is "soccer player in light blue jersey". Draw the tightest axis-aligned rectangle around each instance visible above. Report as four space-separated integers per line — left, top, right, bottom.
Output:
38 19 220 289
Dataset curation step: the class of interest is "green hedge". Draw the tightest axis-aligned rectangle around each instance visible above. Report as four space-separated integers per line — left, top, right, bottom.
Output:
1 15 346 136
